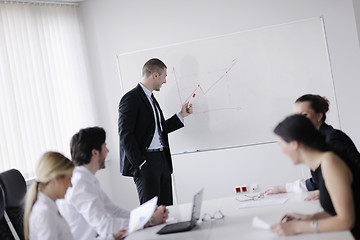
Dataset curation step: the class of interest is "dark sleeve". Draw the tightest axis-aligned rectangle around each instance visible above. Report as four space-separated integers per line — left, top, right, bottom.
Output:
305 178 318 191
118 93 145 168
326 130 354 154
165 114 184 134
326 130 360 169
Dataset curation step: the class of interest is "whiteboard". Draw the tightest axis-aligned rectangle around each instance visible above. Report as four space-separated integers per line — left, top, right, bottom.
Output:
117 17 339 154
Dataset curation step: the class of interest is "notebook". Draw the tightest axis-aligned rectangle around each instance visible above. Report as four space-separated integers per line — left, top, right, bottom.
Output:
157 188 204 234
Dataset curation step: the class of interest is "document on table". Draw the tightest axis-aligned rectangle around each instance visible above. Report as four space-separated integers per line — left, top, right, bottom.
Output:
237 198 288 209
128 196 158 234
252 216 270 230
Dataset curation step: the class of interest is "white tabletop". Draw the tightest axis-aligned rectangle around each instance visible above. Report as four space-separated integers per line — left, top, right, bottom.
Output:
127 192 354 240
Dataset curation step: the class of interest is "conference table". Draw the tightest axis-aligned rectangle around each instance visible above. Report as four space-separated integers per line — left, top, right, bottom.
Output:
127 192 354 240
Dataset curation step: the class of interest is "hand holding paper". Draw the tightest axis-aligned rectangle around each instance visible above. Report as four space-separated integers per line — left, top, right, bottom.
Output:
128 196 158 234
152 205 169 225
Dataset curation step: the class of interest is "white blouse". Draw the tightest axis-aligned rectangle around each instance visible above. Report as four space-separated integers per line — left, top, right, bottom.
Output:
29 191 73 240
285 178 308 192
57 166 130 240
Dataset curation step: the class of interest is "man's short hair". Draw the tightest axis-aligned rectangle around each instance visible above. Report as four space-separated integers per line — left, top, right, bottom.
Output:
70 127 106 166
142 58 167 78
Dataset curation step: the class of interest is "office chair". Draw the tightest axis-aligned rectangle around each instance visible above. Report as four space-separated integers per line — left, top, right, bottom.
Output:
0 185 5 219
0 169 26 240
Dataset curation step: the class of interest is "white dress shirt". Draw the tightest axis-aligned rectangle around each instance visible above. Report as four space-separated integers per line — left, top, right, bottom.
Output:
139 83 184 150
57 166 130 240
29 191 73 240
285 178 308 192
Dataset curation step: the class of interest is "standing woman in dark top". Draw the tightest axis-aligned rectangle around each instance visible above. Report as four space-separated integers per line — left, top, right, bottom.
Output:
263 94 360 201
295 94 360 192
270 114 359 239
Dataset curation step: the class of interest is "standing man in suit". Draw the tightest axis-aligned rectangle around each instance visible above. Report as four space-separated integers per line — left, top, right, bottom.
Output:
118 58 193 206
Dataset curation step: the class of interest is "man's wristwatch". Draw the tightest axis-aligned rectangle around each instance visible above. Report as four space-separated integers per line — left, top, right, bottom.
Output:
149 217 155 227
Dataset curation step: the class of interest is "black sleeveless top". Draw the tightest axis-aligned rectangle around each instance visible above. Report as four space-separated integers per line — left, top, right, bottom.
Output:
311 164 360 239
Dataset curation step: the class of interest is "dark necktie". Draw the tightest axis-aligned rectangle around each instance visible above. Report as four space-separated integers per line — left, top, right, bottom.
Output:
151 94 165 146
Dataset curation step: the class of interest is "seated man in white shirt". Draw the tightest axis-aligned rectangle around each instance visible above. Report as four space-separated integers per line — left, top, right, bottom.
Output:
57 127 168 240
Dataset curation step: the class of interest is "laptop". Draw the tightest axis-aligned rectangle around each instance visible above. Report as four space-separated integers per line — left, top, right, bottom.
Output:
157 188 204 234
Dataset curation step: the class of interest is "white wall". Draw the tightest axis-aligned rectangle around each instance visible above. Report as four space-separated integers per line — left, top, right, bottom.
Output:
78 0 360 209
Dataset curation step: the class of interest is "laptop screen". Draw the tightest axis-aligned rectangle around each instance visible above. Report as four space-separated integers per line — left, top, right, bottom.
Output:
190 188 204 225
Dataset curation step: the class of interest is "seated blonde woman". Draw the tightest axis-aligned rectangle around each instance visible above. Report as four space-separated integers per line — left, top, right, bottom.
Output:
24 152 75 240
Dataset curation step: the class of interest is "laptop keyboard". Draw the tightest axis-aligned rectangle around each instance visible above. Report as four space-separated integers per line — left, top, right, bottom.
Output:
157 221 192 234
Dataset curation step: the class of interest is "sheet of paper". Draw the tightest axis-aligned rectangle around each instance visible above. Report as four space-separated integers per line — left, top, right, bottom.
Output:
252 216 270 230
237 198 288 209
128 196 158 234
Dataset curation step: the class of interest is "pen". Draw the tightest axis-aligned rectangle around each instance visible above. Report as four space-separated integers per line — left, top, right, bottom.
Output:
281 216 297 223
183 150 200 153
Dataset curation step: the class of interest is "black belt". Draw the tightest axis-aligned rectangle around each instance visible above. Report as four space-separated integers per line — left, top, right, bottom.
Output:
146 147 167 152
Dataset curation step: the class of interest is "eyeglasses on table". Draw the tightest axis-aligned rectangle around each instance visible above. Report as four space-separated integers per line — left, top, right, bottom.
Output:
201 210 225 222
235 194 264 202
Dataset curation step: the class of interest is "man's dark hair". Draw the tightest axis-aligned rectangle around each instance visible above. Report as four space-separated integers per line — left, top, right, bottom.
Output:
70 127 106 166
142 58 167 77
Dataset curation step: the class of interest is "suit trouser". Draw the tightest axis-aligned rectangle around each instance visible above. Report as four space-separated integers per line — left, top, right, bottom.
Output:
133 151 173 206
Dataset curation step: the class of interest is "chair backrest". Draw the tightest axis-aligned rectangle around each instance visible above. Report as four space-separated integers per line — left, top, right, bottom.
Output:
0 169 26 240
0 169 27 207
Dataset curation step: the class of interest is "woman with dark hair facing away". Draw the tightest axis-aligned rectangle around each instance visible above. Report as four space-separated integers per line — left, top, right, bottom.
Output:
263 94 360 201
24 152 75 240
271 114 360 238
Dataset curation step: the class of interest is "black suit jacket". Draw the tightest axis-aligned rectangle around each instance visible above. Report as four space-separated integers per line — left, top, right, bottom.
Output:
306 122 360 190
118 84 184 177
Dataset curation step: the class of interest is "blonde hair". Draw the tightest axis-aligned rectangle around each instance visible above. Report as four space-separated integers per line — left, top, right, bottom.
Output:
24 151 74 240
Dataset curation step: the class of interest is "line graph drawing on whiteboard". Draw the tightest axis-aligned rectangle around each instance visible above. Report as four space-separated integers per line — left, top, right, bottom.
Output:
117 17 339 154
172 58 242 114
